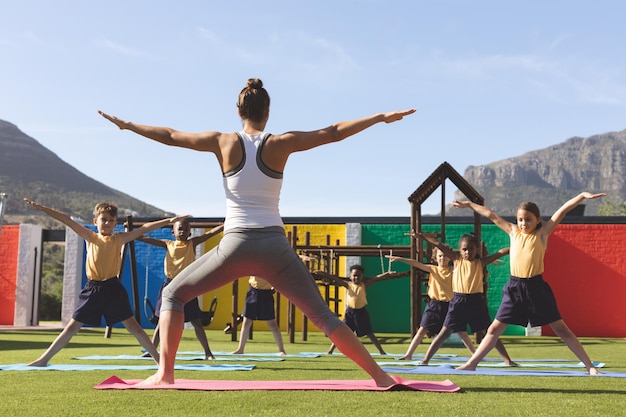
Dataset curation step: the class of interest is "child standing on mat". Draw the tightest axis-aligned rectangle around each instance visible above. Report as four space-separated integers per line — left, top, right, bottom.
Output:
452 192 605 375
139 219 223 360
24 198 186 366
386 246 475 360
417 233 517 366
98 78 415 387
231 276 286 356
315 265 405 356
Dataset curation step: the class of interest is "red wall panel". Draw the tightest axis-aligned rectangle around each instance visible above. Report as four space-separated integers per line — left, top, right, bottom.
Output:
542 225 626 337
0 226 20 325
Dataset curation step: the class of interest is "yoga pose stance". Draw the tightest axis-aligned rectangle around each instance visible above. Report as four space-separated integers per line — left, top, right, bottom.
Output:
99 78 415 386
453 192 604 375
417 233 516 366
315 265 405 356
25 199 186 366
139 219 223 360
387 248 475 360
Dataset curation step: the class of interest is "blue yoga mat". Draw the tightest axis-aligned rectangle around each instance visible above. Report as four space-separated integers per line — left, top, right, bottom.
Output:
74 354 284 362
299 352 457 358
0 363 254 371
178 351 320 358
376 360 606 368
381 364 625 377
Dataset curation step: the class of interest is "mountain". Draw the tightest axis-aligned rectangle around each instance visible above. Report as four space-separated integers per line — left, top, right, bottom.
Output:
451 129 626 216
0 119 173 228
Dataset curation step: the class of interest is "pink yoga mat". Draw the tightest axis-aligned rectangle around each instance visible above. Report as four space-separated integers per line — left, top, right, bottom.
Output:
94 375 460 393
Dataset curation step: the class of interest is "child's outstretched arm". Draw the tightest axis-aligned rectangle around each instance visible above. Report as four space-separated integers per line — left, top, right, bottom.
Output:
416 232 458 260
311 271 349 287
23 198 92 241
190 224 224 248
481 247 510 267
386 255 432 273
121 215 189 244
137 236 167 248
545 192 607 235
364 271 410 287
451 200 513 234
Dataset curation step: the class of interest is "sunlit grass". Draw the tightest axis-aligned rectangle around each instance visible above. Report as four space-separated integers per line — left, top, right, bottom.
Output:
0 328 624 416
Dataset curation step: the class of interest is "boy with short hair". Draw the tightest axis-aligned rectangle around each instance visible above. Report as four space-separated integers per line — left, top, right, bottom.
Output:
24 198 186 366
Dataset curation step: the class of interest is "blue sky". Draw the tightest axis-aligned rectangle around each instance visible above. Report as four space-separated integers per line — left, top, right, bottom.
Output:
2 1 625 217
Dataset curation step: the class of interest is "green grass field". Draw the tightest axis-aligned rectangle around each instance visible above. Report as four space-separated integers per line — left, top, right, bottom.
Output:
0 328 624 417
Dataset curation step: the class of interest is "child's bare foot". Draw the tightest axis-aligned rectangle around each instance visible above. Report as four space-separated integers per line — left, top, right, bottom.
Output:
589 367 601 375
27 359 48 367
135 373 173 386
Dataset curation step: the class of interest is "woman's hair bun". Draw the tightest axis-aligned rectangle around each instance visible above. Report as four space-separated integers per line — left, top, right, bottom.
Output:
247 78 263 89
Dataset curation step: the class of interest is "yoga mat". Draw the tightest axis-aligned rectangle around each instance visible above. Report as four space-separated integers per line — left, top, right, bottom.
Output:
178 351 320 358
381 364 626 378
73 355 284 362
300 352 457 358
94 375 461 392
376 360 606 368
0 363 254 371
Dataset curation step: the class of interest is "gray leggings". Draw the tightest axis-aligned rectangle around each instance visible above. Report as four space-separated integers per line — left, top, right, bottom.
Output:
161 227 342 336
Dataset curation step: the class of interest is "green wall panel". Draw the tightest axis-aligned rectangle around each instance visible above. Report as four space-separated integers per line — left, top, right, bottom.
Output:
361 223 524 336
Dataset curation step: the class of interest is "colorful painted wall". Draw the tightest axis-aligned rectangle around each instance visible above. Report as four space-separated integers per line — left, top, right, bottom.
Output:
1 221 625 338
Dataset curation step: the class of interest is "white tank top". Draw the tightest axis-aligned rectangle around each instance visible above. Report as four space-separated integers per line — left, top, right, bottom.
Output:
223 131 284 231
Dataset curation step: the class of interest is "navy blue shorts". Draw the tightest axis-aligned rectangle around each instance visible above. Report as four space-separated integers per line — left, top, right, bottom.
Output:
443 293 492 333
72 278 133 327
495 275 561 327
156 280 201 322
420 299 450 333
242 286 276 320
344 307 373 337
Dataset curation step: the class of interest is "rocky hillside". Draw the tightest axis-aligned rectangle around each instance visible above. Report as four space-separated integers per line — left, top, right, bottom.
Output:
0 119 173 228
452 129 626 216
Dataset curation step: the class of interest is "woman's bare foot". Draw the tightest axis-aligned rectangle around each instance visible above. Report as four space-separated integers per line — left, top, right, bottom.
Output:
135 373 174 386
27 359 48 367
230 349 243 355
397 355 411 361
375 374 397 388
278 351 286 357
455 363 476 371
505 360 519 367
